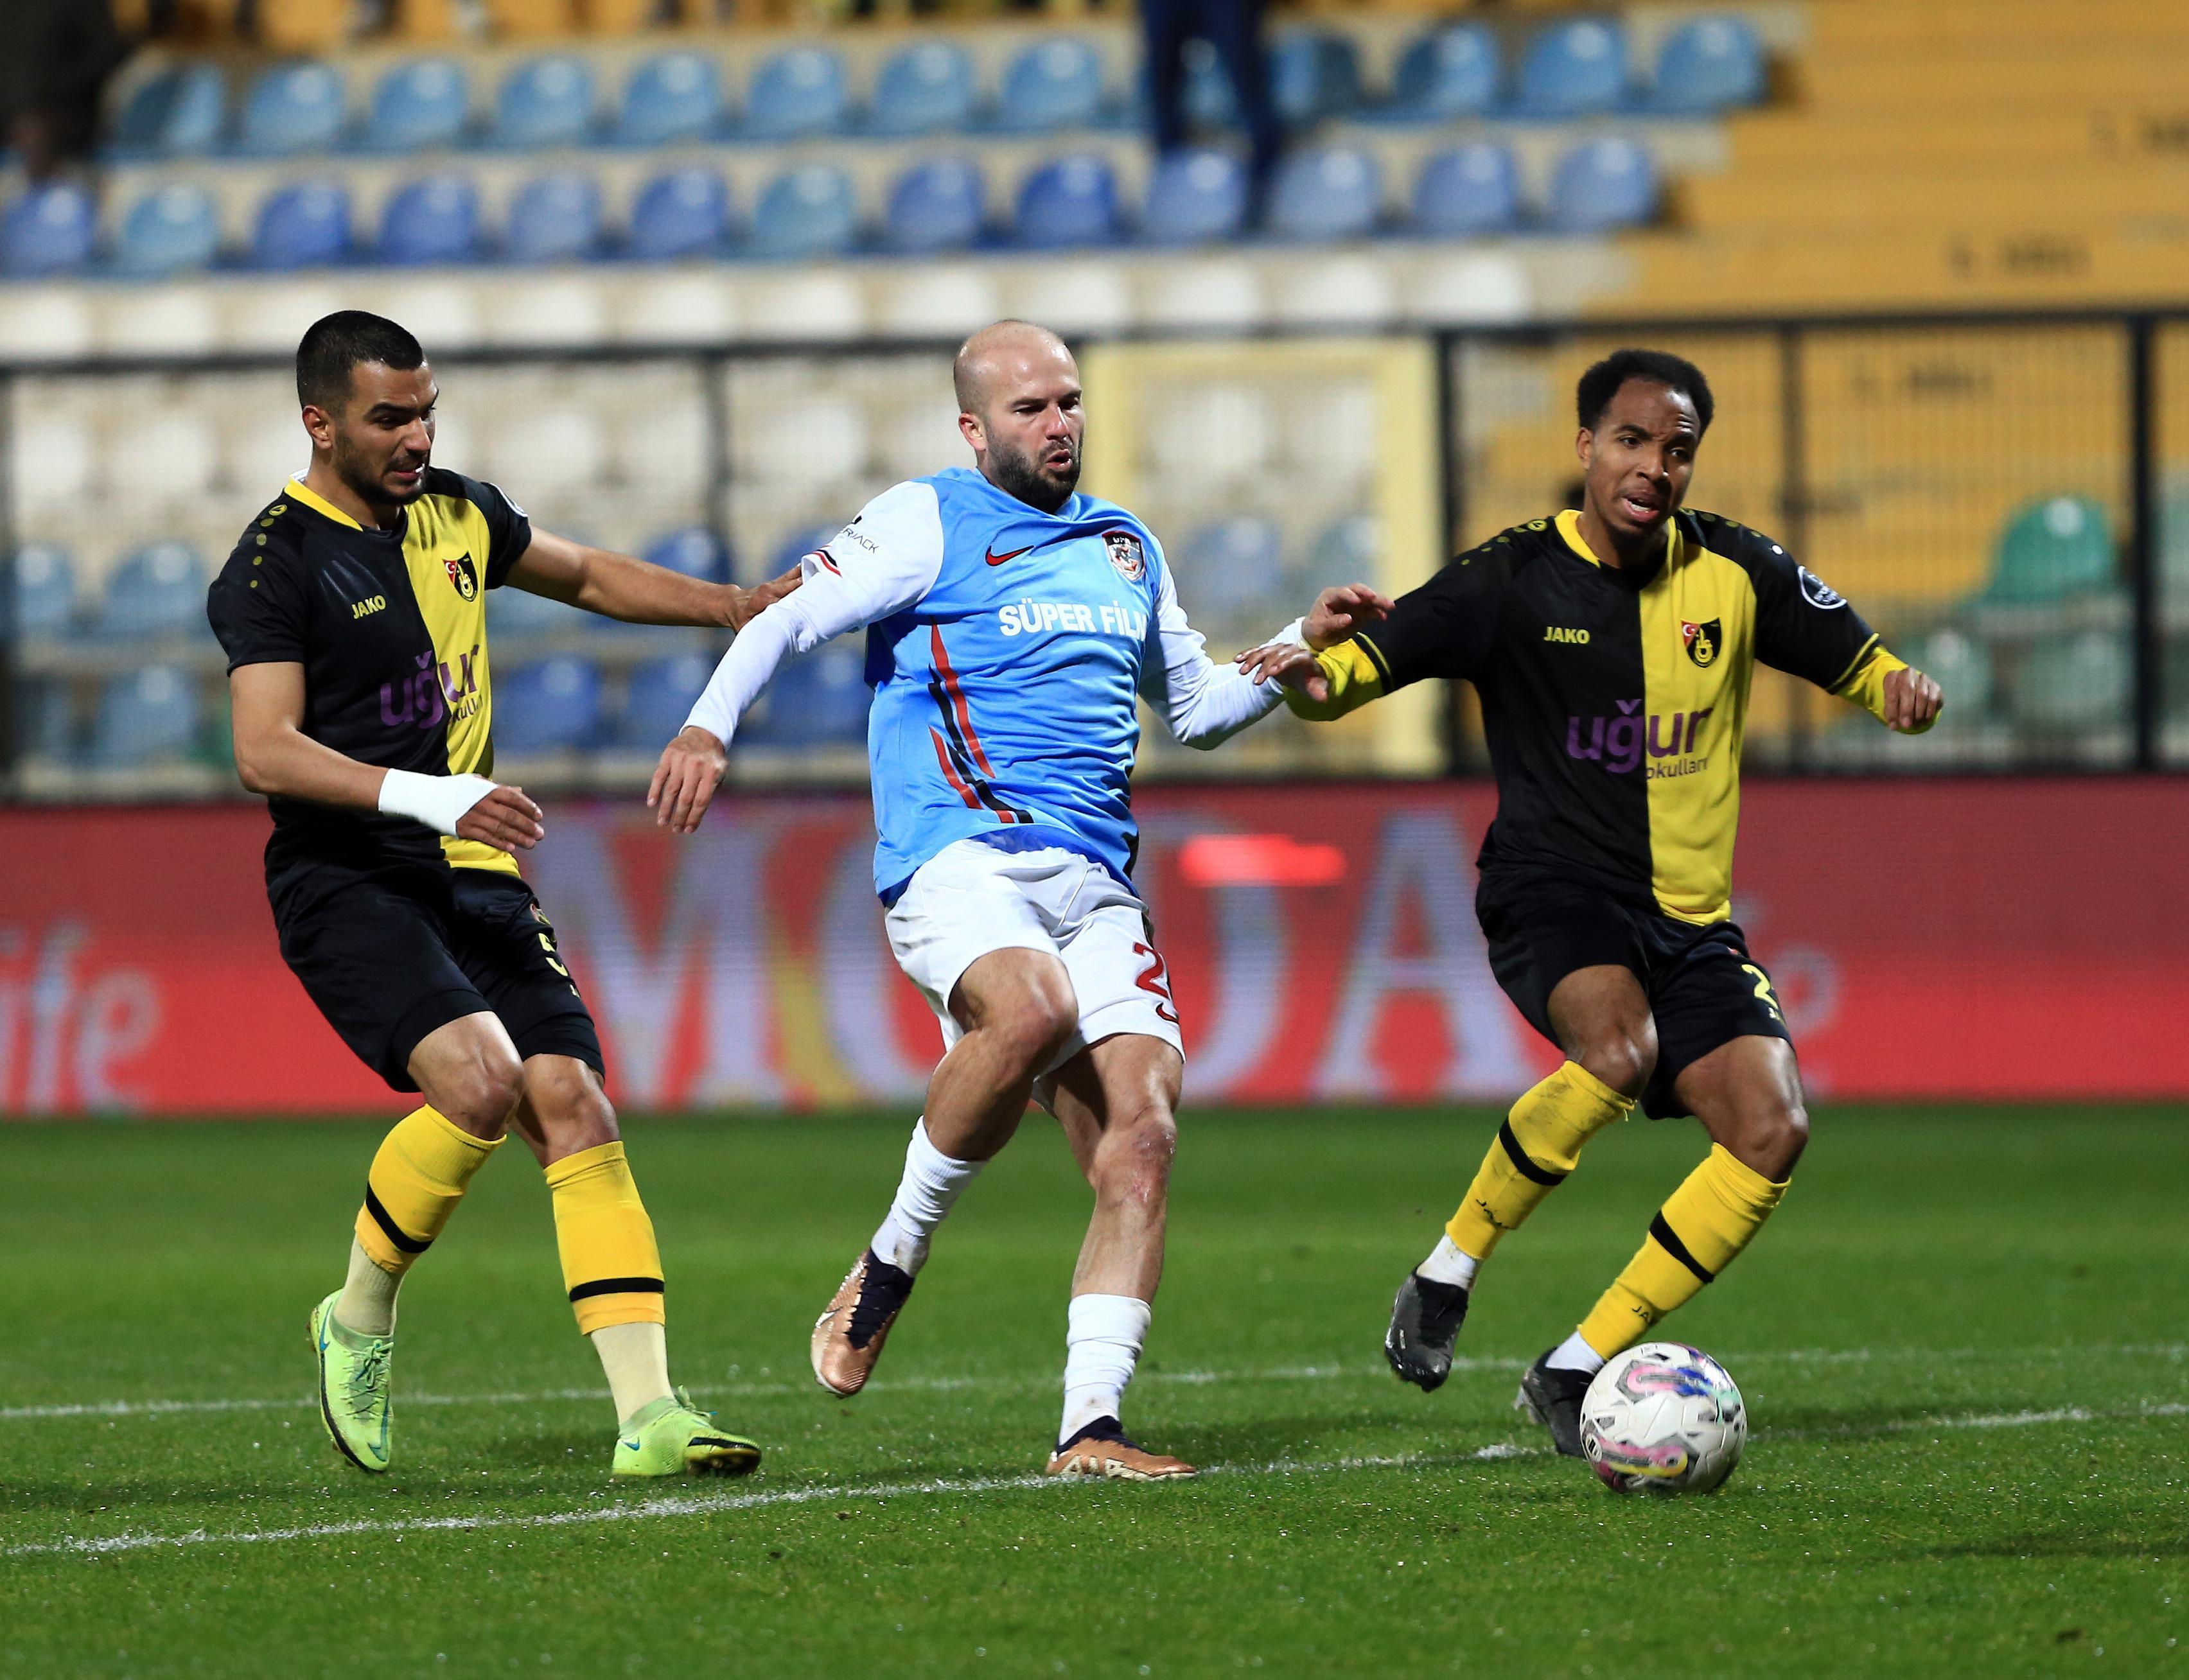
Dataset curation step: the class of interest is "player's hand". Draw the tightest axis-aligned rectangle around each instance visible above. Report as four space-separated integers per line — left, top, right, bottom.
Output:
723 567 803 633
648 724 728 834
1883 665 1943 732
1234 642 1333 700
455 784 545 853
1301 583 1393 651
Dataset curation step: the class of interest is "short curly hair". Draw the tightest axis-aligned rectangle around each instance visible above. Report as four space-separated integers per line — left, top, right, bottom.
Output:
1576 349 1714 434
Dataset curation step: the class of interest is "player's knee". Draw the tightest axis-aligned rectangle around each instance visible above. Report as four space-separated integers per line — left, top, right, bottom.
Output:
1576 1026 1657 1101
1094 1107 1177 1209
987 983 1079 1076
536 1065 620 1155
1754 1101 1808 1180
438 1053 525 1137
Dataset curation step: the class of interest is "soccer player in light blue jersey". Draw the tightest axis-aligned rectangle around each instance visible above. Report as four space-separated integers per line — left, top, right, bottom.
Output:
649 321 1384 1478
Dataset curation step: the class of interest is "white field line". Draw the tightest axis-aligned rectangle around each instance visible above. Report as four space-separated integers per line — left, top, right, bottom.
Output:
5 1342 2186 1425
10 1398 2189 1561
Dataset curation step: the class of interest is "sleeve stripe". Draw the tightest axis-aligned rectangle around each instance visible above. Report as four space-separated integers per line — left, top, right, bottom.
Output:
1353 632 1395 685
1826 633 1882 696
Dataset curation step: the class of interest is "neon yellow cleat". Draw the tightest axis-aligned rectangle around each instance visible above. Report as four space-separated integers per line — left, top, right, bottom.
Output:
309 1291 392 1474
611 1388 761 1479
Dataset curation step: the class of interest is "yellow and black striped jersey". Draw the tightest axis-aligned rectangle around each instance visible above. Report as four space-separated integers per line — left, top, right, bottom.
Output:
206 469 531 883
1292 508 1924 924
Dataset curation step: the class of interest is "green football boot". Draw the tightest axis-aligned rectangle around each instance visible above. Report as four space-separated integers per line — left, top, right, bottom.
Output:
309 1291 393 1474
611 1388 761 1479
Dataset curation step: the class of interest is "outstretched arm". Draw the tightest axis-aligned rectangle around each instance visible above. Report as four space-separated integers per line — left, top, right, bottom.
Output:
1740 528 1942 733
504 529 799 632
1141 568 1377 748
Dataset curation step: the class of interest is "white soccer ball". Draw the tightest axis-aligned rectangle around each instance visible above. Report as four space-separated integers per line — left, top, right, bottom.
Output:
1579 1342 1746 1495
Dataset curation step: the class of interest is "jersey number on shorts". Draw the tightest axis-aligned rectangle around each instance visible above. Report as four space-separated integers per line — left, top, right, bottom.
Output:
1132 941 1181 1025
1740 963 1784 1024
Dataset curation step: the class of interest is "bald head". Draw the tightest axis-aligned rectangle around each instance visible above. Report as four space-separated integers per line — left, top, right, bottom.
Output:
954 320 1084 512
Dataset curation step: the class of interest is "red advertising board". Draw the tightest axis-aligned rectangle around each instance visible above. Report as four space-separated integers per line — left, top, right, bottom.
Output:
0 778 2178 1116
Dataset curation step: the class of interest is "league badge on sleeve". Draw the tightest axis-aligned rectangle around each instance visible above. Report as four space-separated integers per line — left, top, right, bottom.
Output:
1103 531 1146 582
1797 566 1846 609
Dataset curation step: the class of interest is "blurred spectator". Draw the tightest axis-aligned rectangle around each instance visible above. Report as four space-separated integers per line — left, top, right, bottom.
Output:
4 0 131 180
1143 0 1282 205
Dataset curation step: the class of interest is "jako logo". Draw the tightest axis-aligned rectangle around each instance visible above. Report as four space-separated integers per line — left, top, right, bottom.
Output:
1567 700 1714 774
1543 626 1590 645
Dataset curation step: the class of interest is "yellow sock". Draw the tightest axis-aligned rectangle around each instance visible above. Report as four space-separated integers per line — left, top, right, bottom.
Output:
1446 1062 1634 1261
1576 1144 1789 1360
546 1141 666 1336
352 1105 502 1275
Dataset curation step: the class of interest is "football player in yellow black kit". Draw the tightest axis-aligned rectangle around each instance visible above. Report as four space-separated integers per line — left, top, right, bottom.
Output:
206 312 796 1478
1240 349 1943 1455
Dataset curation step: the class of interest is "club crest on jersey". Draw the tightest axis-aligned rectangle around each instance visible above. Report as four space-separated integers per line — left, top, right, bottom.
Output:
1103 531 1145 582
1680 618 1721 667
443 551 479 601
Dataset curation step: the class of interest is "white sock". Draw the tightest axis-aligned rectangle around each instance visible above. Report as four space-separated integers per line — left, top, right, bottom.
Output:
1060 1293 1152 1445
1416 1234 1479 1290
870 1117 983 1277
591 1320 674 1429
333 1239 400 1340
1545 1329 1608 1376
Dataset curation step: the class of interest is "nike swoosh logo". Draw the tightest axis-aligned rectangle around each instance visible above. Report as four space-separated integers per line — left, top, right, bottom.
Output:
620 1437 643 1452
985 546 1032 566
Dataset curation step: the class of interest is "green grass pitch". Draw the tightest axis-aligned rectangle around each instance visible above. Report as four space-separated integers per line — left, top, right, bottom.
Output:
2 1105 2186 1677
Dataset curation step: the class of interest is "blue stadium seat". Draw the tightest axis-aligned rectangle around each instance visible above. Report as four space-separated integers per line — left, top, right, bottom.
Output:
1178 518 1285 621
2011 631 2131 734
995 38 1106 134
1547 137 1657 232
643 527 730 582
750 163 858 260
251 181 350 269
1014 154 1120 249
1514 18 1628 119
1299 513 1376 593
627 168 730 261
616 652 714 748
769 525 839 578
1411 143 1520 239
116 182 222 277
743 48 847 141
1 184 96 277
91 665 201 768
17 679 73 762
488 582 583 637
1984 495 2116 604
884 157 985 254
380 174 480 265
870 41 976 137
1141 148 1247 246
1270 31 1363 125
109 63 226 156
1386 24 1499 121
1181 42 1236 129
493 56 596 150
1650 15 1765 114
1269 144 1382 241
366 58 470 152
505 171 602 264
239 62 347 155
12 545 76 639
496 657 603 753
615 51 724 146
94 542 205 641
745 642 869 746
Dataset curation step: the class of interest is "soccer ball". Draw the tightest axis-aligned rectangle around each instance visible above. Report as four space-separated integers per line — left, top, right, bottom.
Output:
1579 1342 1746 1495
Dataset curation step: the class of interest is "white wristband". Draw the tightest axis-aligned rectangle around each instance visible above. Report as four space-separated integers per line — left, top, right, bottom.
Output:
378 769 498 836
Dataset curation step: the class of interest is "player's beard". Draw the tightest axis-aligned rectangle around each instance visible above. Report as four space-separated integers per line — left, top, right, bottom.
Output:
335 435 430 511
989 435 1080 512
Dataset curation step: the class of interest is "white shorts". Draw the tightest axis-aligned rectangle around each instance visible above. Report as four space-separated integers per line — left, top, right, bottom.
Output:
885 837 1184 1079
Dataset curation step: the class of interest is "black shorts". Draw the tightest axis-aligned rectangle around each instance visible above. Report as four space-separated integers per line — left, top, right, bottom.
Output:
272 862 603 1093
1475 868 1789 1120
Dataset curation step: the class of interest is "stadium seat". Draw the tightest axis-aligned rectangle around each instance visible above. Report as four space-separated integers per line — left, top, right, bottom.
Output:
493 55 596 150
1983 496 2117 604
495 656 603 752
252 181 350 269
1 185 96 278
1547 137 1658 233
1650 15 1766 115
643 527 729 582
505 171 602 263
750 164 859 261
869 41 976 137
616 652 714 748
238 62 348 155
1268 145 1382 242
1270 31 1363 127
109 63 226 157
380 175 480 265
1177 518 1285 621
1300 513 1376 593
994 38 1106 134
93 542 205 641
366 58 470 152
489 582 583 637
12 545 76 639
627 168 731 261
1141 148 1247 247
769 525 840 578
116 183 222 278
1514 18 1628 119
91 665 201 767
615 51 724 146
743 48 847 141
2010 630 2131 734
1181 42 1235 130
16 679 73 762
745 641 869 746
1904 627 1993 721
1385 24 1500 121
883 158 985 255
1412 143 1520 240
2162 483 2189 594
1014 154 1121 249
